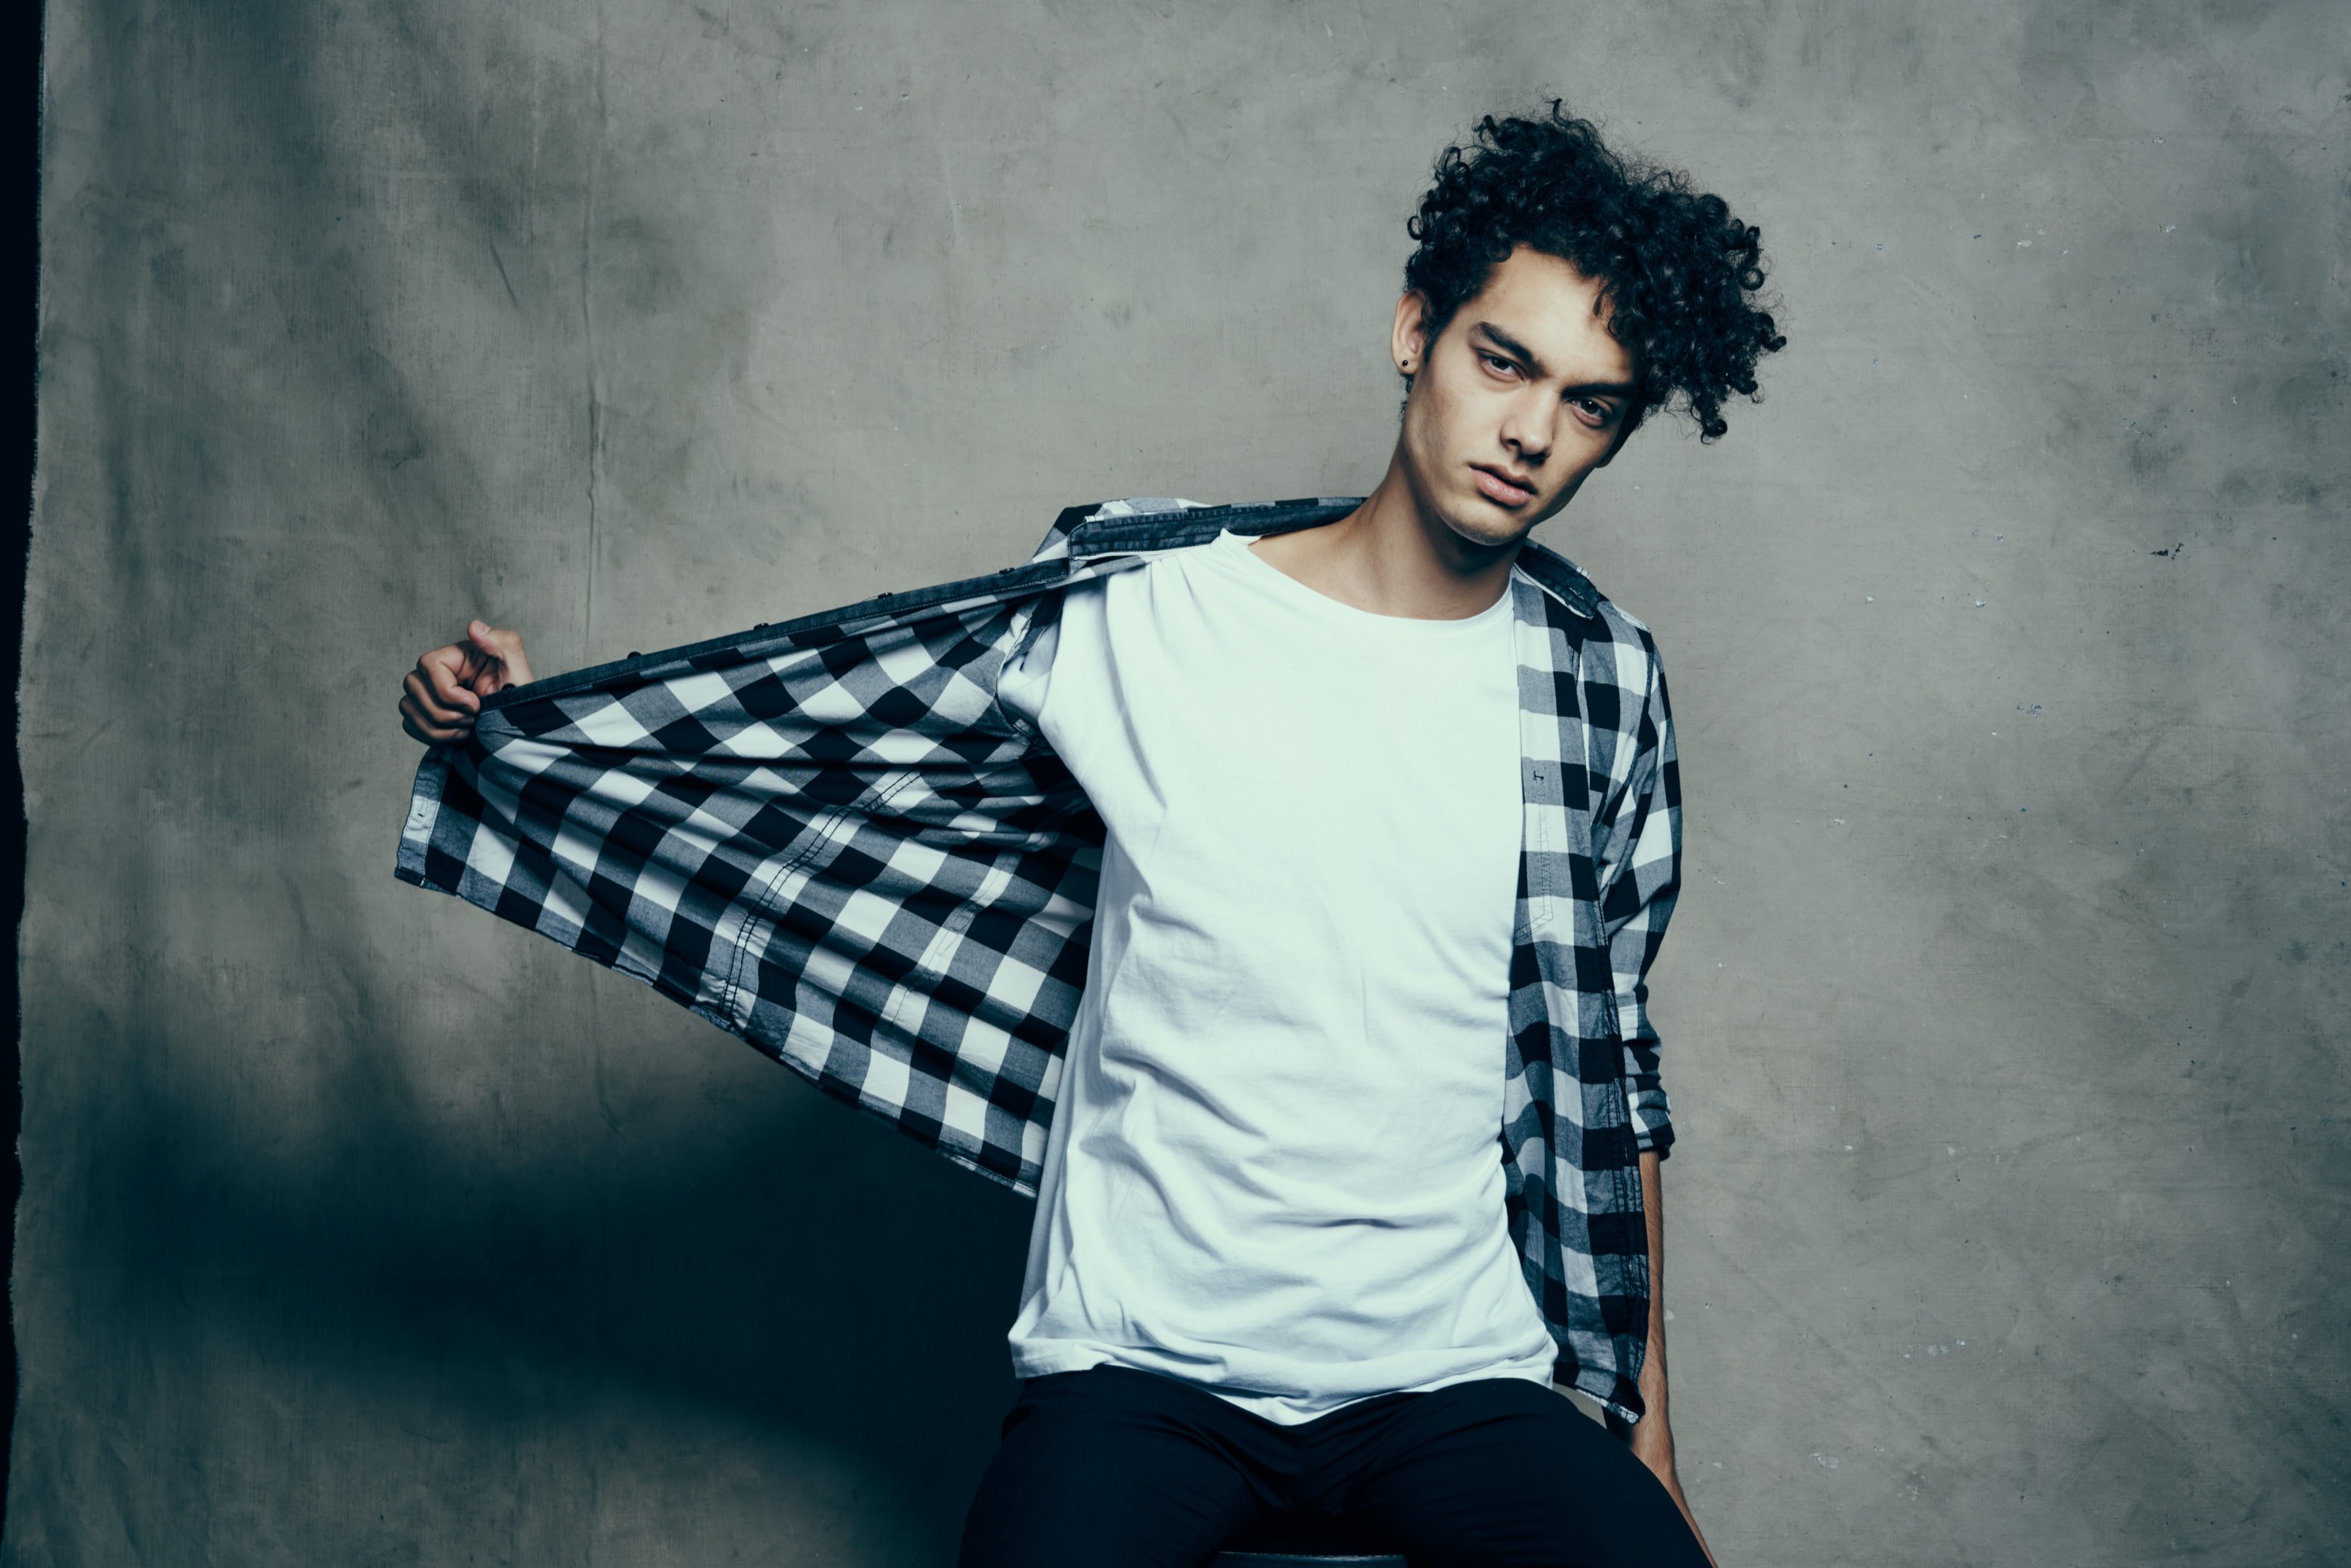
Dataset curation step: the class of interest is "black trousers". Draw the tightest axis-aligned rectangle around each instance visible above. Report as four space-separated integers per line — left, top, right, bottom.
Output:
957 1365 1711 1568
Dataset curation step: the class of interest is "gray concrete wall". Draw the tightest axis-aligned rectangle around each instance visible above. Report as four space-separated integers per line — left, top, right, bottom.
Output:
17 1 2347 1562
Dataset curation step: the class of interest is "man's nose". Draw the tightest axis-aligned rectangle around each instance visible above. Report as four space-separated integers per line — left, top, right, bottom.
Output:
1500 391 1553 462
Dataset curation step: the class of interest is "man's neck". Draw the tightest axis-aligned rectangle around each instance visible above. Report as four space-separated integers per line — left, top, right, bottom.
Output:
1248 451 1524 621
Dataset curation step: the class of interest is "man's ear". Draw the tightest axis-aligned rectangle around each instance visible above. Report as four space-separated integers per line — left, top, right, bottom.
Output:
1391 290 1431 379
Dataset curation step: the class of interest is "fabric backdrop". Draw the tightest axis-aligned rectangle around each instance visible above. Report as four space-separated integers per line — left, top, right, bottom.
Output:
19 1 2348 1562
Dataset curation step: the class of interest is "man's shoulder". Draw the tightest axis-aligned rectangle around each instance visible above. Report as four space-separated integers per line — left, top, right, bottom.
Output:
1513 540 1661 650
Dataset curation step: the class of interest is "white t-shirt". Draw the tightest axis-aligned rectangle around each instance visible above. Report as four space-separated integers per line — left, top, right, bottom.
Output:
998 527 1558 1424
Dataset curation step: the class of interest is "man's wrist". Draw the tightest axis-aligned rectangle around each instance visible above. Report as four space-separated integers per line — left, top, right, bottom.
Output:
1633 1356 1674 1455
1637 1349 1669 1418
1629 1412 1678 1485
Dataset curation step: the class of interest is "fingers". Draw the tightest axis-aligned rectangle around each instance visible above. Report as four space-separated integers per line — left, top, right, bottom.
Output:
465 620 534 691
400 663 477 746
418 642 484 714
400 694 469 746
400 695 469 745
399 621 534 748
399 639 489 746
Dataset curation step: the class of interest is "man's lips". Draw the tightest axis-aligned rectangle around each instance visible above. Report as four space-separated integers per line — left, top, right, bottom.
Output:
1471 465 1537 507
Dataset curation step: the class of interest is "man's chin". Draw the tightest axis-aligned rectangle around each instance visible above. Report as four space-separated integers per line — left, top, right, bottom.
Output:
1437 495 1545 553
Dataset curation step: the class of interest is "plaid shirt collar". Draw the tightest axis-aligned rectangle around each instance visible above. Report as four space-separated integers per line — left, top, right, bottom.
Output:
399 497 1682 1421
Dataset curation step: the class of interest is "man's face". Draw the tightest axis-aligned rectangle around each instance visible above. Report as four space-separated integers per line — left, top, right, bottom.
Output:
1393 246 1639 552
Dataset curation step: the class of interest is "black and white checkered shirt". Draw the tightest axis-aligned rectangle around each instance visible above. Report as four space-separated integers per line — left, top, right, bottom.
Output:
398 497 1684 1421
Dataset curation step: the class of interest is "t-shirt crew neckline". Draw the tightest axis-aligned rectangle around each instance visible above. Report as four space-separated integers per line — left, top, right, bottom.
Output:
1215 528 1515 635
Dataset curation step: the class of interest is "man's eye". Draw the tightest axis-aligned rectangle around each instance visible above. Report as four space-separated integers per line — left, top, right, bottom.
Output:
1482 354 1517 375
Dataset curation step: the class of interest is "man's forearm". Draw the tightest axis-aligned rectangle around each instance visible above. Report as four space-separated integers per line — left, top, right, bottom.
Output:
1630 1146 1719 1565
1635 1146 1673 1437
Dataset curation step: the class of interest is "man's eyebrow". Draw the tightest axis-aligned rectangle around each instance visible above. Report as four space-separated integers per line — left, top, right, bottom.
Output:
1471 320 1637 399
1470 321 1544 377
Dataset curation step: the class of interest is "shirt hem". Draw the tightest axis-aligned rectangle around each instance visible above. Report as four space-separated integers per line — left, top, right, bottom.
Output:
1009 1344 1560 1426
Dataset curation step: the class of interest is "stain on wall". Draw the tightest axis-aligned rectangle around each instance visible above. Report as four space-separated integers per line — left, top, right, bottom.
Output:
18 1 2348 1563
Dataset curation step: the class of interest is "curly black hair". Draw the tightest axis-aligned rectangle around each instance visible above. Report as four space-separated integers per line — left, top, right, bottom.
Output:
1403 104 1785 442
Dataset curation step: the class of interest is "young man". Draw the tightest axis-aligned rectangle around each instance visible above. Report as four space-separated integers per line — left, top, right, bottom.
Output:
398 106 1782 1567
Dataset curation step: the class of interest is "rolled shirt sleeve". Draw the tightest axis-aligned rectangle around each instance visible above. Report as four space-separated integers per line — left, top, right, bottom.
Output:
1596 649 1684 1156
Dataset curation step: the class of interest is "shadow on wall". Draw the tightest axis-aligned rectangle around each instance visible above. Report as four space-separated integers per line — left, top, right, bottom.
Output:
87 1035 1035 1537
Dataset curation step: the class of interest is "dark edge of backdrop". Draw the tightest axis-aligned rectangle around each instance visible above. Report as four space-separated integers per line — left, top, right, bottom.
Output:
2 0 41 1541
